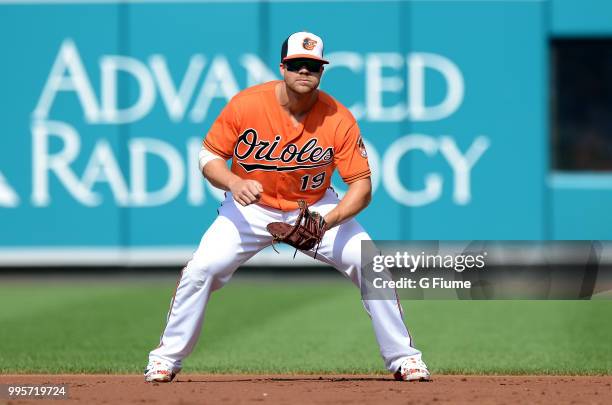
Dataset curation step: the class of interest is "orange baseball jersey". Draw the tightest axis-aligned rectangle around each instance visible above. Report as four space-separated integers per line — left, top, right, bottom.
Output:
203 80 371 211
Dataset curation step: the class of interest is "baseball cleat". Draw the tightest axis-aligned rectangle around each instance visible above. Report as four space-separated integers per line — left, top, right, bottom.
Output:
144 360 181 383
393 355 431 382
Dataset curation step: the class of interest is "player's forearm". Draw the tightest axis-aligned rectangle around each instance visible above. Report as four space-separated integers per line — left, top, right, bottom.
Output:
323 178 372 229
202 159 242 191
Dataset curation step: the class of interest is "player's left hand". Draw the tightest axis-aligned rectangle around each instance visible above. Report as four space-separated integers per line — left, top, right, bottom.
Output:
267 200 327 254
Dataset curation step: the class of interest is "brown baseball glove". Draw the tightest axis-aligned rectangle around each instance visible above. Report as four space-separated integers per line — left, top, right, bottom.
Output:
267 200 327 258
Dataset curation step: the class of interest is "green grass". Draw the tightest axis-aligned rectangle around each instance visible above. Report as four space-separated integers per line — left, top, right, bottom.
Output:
0 278 610 375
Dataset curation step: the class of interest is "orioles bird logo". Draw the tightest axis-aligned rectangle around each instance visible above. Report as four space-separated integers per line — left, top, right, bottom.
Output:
302 38 317 50
357 137 368 158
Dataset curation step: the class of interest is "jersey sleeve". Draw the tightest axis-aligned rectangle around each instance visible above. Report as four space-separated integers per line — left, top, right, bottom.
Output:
202 99 240 160
334 121 371 184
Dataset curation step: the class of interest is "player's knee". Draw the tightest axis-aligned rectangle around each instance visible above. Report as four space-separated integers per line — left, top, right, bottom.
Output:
184 258 233 287
343 263 361 287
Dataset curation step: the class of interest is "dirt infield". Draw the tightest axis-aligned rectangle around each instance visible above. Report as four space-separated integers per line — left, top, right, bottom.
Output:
1 374 611 404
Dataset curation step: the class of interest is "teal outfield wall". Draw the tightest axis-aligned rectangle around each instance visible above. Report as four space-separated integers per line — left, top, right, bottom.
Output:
0 1 610 264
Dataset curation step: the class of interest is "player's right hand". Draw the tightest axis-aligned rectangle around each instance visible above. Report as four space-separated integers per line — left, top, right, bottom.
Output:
229 179 264 206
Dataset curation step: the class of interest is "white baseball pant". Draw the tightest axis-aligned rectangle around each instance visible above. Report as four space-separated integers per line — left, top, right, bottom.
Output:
149 188 422 372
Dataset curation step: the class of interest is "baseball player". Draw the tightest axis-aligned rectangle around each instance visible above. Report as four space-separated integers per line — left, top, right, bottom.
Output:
145 31 430 383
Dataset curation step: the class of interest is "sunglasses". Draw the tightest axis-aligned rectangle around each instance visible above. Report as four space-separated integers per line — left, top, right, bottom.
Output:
284 59 324 73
